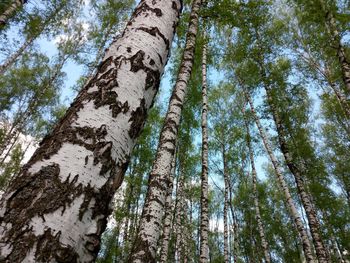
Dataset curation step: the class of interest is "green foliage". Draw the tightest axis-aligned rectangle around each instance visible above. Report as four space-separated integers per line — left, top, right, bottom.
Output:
0 143 22 190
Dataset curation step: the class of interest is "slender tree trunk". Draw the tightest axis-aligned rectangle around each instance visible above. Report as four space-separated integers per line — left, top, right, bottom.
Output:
0 1 71 75
320 1 350 94
159 153 176 263
244 115 271 263
129 0 201 261
328 81 350 119
0 1 182 262
228 176 238 263
199 36 210 263
0 53 69 158
0 35 34 75
245 91 315 263
0 0 26 29
175 169 185 263
222 146 230 263
264 85 331 263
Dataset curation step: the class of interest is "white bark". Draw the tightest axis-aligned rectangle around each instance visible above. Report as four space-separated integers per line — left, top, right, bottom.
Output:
0 0 26 29
159 153 176 263
129 0 201 261
245 91 316 263
200 37 210 263
244 115 271 263
0 1 181 262
222 147 230 263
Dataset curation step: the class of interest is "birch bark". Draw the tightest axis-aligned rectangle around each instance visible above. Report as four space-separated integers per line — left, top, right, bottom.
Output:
245 91 316 263
0 36 34 75
320 1 350 94
159 153 176 263
244 114 271 263
264 85 330 263
0 0 26 29
129 0 201 261
200 36 210 263
0 1 181 262
222 146 230 263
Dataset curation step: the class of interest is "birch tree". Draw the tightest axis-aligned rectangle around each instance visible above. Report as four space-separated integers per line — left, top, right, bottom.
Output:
244 112 271 263
129 0 201 261
200 36 210 263
0 1 182 261
0 0 27 29
244 91 315 263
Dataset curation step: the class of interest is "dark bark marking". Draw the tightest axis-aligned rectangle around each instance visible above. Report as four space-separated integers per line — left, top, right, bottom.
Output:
172 1 177 10
130 50 146 72
129 99 147 139
134 2 163 18
35 229 78 263
97 56 113 73
137 27 170 51
0 164 84 262
158 53 163 65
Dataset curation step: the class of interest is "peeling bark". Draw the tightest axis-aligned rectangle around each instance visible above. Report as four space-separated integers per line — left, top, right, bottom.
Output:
200 36 210 263
245 91 316 263
0 0 27 29
0 1 182 262
129 0 201 262
244 114 271 263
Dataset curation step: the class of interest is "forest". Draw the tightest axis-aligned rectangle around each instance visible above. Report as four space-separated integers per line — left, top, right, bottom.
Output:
0 0 349 262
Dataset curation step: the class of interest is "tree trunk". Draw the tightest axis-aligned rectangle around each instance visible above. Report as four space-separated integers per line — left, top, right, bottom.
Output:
329 81 350 120
222 146 230 263
244 115 271 263
245 91 315 263
0 52 69 158
159 153 176 263
264 85 331 263
320 1 350 94
0 35 34 75
228 176 239 263
0 0 73 75
199 36 210 263
0 1 182 262
175 173 184 263
0 0 26 29
129 0 200 261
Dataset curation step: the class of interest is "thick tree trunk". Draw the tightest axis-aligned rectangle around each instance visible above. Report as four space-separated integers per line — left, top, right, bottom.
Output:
129 0 200 261
244 116 271 263
200 37 210 263
245 92 316 263
264 86 331 263
0 1 182 262
222 146 229 263
0 0 26 29
159 153 176 263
